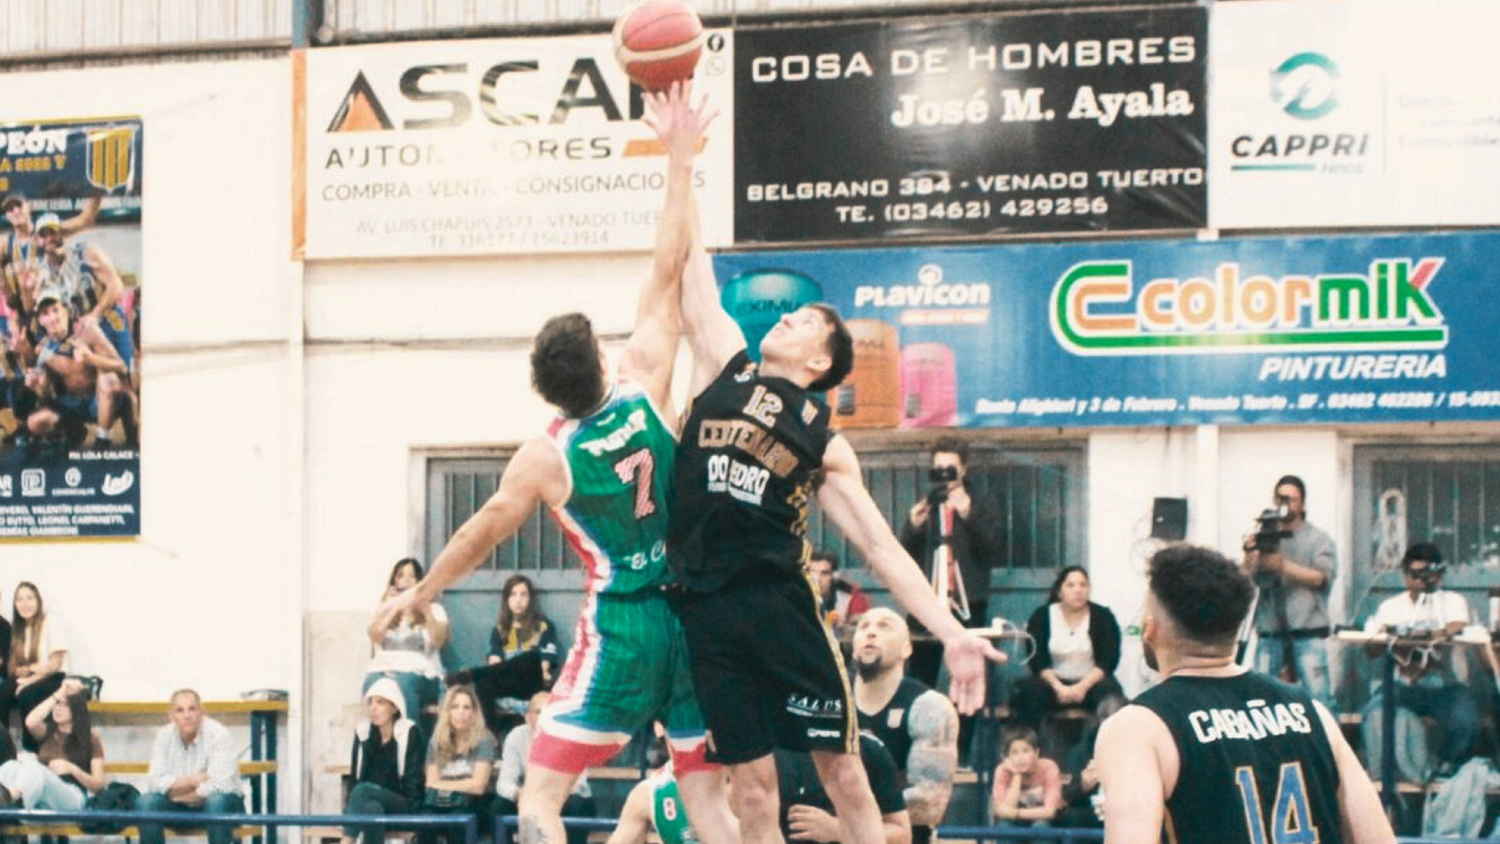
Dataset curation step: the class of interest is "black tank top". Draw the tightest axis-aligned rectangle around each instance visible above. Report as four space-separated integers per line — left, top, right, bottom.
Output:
669 351 833 592
859 677 938 844
857 676 932 770
1133 672 1343 844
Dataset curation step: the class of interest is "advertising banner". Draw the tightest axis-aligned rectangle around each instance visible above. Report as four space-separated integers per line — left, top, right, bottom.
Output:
1209 0 1500 227
305 32 736 258
1 117 142 538
713 231 1500 429
732 6 1207 244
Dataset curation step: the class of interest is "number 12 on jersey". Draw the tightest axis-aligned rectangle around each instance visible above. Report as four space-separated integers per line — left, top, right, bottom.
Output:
1234 763 1320 844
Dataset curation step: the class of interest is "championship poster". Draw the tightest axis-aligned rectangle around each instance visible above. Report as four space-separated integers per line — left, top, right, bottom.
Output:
732 5 1207 244
714 231 1500 429
0 117 142 538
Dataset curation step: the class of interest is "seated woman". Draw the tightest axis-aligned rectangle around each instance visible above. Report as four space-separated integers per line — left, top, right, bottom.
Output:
420 685 496 844
9 581 68 749
453 575 559 736
0 678 104 810
1013 566 1126 730
342 679 426 844
365 558 449 729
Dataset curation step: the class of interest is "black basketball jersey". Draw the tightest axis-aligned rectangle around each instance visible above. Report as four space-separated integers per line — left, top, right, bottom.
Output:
857 676 933 771
1133 671 1343 844
669 350 833 593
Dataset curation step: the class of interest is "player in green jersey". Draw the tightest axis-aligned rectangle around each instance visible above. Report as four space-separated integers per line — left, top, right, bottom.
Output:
382 82 736 844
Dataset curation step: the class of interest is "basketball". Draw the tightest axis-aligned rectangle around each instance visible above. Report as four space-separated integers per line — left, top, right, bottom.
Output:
612 0 705 91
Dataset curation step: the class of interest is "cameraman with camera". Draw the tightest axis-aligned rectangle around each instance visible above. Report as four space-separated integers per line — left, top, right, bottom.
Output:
1240 475 1335 708
1359 542 1479 776
900 438 1003 683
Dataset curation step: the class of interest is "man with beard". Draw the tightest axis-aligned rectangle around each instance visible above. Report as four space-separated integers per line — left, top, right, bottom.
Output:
851 609 957 844
1096 545 1392 844
23 287 136 449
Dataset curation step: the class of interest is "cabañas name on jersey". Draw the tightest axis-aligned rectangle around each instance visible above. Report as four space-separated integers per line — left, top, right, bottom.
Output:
1187 698 1313 745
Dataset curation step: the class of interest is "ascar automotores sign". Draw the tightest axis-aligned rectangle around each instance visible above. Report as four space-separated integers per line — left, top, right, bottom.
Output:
304 33 734 258
1209 0 1500 227
713 232 1498 430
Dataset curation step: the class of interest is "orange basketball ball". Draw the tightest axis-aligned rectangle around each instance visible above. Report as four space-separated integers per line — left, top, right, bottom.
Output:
612 0 705 91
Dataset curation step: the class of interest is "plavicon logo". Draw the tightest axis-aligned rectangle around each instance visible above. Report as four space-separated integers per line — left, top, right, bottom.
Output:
854 264 991 326
1049 258 1448 356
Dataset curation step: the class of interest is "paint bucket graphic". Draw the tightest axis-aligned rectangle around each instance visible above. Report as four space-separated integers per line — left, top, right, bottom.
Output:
720 269 823 363
832 319 902 429
901 343 958 428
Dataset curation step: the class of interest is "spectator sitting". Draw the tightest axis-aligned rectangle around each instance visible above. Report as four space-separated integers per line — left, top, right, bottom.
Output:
1013 566 1126 729
0 600 11 727
366 558 449 731
342 678 425 844
991 727 1062 835
139 689 246 844
449 574 559 737
1053 697 1122 831
808 551 870 633
1360 542 1481 778
495 692 594 844
9 581 68 749
0 678 104 809
420 685 496 844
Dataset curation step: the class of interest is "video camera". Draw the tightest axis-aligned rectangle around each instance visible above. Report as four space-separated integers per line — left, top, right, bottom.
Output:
927 465 959 504
1250 503 1292 553
1408 560 1448 593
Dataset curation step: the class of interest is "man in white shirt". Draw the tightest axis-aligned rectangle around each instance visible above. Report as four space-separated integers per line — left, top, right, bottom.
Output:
1361 543 1481 774
139 689 245 844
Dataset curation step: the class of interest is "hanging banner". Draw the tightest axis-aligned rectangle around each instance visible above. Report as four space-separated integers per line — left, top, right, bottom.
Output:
733 5 1207 244
1 117 143 538
1209 0 1500 228
713 231 1500 429
305 32 736 258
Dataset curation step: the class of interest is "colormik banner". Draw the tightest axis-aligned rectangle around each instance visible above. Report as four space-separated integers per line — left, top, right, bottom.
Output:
713 231 1500 429
305 32 736 258
1 117 143 538
733 5 1207 244
1209 0 1500 228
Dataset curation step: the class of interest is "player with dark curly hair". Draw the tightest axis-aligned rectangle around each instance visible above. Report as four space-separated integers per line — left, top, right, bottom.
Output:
1096 545 1392 844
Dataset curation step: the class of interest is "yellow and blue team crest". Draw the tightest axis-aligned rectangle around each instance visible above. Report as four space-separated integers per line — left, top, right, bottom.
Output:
86 126 137 193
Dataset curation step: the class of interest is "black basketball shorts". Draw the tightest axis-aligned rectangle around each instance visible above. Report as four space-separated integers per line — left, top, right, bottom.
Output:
675 572 858 764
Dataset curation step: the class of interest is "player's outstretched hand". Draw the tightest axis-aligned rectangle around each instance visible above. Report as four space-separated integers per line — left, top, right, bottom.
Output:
942 632 1008 714
375 584 427 630
642 80 719 160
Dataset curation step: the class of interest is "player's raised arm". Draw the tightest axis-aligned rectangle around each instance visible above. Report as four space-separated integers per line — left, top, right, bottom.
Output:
385 439 564 620
620 81 716 412
816 435 1005 713
672 108 744 395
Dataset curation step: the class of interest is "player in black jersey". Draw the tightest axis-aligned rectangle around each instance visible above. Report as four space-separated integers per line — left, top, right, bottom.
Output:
1096 545 1392 844
667 121 1004 844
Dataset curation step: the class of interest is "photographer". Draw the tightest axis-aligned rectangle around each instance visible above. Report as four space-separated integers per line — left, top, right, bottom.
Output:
900 438 1003 635
1240 475 1335 708
1359 543 1479 776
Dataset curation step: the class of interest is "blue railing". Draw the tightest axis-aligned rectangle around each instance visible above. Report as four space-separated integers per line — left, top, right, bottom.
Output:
4 808 1486 844
0 808 479 844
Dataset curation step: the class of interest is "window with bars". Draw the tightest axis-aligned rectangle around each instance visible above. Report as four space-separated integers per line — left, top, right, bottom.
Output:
1354 445 1500 579
423 442 1087 583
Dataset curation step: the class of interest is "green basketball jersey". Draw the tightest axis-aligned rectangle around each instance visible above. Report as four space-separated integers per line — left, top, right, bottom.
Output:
651 767 697 844
545 380 677 595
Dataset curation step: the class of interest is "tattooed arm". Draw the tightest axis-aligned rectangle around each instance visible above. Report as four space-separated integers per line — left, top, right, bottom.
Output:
904 690 959 826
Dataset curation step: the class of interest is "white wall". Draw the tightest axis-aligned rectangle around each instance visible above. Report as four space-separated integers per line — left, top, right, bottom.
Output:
0 57 301 804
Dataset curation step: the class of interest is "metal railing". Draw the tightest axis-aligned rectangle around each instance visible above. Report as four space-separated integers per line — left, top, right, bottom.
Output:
0 808 479 844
